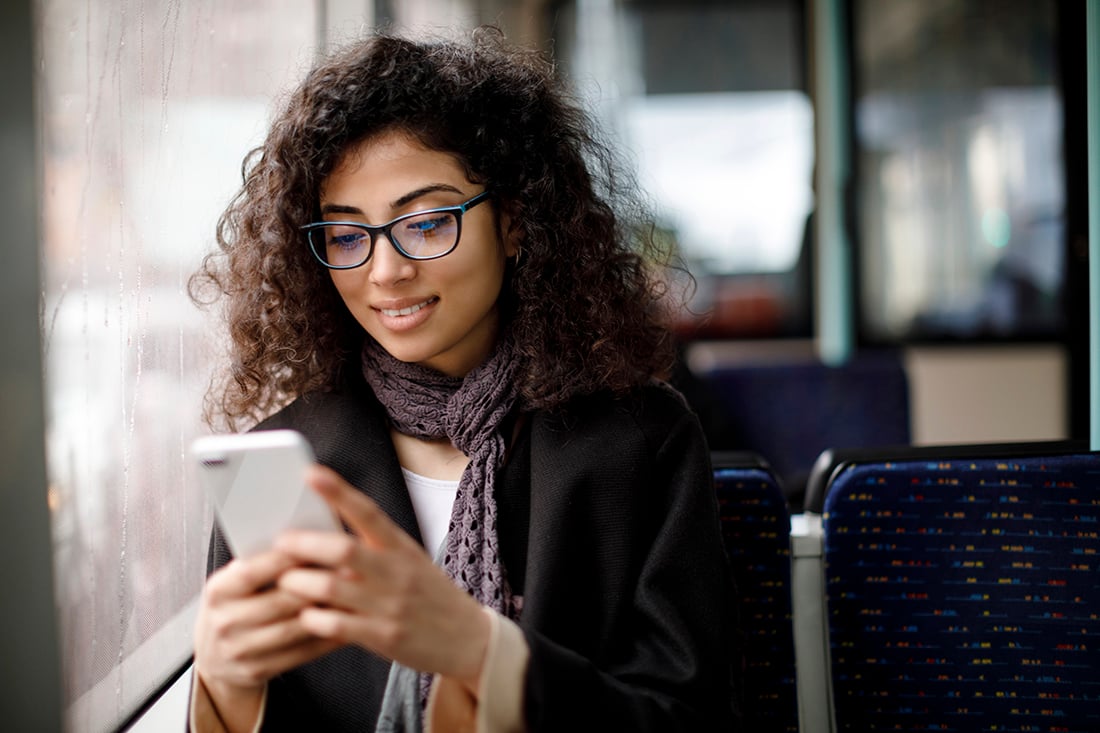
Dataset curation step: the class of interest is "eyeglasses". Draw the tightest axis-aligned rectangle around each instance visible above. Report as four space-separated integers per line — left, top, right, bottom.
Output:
301 191 491 269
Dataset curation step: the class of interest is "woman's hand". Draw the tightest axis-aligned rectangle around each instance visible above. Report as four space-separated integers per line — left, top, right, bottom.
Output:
275 464 492 694
193 549 341 730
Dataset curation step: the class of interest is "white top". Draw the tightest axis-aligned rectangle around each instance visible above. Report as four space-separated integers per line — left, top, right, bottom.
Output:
401 467 460 559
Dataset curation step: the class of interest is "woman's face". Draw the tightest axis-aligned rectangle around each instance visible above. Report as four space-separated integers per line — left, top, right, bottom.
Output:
319 130 515 377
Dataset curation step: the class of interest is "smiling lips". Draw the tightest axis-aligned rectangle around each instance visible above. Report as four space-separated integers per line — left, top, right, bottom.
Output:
378 296 438 317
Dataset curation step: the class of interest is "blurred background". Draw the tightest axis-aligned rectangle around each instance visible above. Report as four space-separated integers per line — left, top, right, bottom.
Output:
5 0 1086 730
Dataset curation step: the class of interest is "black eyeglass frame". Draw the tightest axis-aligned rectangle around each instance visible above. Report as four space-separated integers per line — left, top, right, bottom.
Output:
300 191 492 270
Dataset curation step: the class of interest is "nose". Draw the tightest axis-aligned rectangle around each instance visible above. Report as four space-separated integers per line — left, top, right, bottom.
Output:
367 233 416 286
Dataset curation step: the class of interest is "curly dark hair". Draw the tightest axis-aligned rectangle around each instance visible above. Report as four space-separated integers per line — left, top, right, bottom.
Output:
191 27 681 430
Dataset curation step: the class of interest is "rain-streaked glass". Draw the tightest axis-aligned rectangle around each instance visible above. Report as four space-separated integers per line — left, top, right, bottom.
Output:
37 2 318 729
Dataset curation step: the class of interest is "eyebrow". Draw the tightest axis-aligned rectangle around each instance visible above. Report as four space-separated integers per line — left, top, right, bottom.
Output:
320 183 466 217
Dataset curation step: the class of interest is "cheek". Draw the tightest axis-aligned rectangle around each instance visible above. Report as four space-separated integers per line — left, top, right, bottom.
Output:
461 255 507 304
328 271 361 309
329 269 352 290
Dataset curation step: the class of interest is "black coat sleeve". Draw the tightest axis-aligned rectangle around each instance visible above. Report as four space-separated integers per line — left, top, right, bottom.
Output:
520 387 741 732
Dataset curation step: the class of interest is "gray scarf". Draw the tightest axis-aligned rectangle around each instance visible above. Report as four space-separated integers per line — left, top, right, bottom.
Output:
362 336 521 732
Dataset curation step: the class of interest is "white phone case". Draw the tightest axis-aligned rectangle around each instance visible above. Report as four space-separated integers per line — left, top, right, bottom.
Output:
191 429 339 557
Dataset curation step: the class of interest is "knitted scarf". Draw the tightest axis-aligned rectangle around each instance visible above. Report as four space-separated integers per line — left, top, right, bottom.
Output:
363 336 521 732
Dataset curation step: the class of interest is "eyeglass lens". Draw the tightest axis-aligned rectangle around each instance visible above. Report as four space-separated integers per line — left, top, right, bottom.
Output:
309 210 460 267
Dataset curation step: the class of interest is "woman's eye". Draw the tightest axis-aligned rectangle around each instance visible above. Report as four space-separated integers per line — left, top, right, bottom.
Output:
330 232 366 250
406 216 449 237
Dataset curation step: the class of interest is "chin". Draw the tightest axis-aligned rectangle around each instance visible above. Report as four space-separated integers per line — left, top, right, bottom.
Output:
365 336 435 366
376 343 427 365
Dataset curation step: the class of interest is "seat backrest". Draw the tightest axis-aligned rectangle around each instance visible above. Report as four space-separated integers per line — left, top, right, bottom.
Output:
702 352 910 508
713 451 799 733
804 439 1089 514
821 449 1100 732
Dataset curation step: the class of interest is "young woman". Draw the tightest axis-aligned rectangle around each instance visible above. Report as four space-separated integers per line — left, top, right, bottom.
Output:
189 28 738 733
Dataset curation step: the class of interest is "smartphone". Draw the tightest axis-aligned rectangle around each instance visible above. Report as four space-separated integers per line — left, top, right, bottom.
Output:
191 429 340 558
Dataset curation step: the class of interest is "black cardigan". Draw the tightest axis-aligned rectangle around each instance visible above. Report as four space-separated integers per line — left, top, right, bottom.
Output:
207 373 740 732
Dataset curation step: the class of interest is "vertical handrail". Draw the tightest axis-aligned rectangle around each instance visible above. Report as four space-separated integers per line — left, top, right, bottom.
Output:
1089 0 1100 450
813 0 854 366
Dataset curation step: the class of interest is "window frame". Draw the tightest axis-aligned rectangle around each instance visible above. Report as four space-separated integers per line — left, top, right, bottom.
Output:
1 0 64 730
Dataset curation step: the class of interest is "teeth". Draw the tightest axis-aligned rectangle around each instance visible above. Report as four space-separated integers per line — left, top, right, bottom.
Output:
380 299 433 317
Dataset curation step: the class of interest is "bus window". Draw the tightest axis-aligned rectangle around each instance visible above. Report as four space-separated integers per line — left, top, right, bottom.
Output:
37 2 318 728
554 0 815 339
852 0 1065 342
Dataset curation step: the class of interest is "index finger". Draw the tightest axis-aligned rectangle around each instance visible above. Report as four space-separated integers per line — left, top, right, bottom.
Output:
305 464 410 552
204 549 297 603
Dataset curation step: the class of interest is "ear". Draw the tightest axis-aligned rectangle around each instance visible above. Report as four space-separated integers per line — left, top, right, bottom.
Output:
497 205 523 259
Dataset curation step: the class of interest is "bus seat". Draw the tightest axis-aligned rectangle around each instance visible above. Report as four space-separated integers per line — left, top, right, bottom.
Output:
712 452 799 733
820 448 1100 732
700 351 910 510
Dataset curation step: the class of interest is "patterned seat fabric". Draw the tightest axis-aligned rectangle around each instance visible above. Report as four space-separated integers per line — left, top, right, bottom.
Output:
714 454 799 732
823 453 1100 732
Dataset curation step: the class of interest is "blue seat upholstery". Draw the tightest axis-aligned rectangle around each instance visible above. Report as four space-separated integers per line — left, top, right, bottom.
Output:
821 449 1100 732
805 440 1089 514
713 452 799 732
